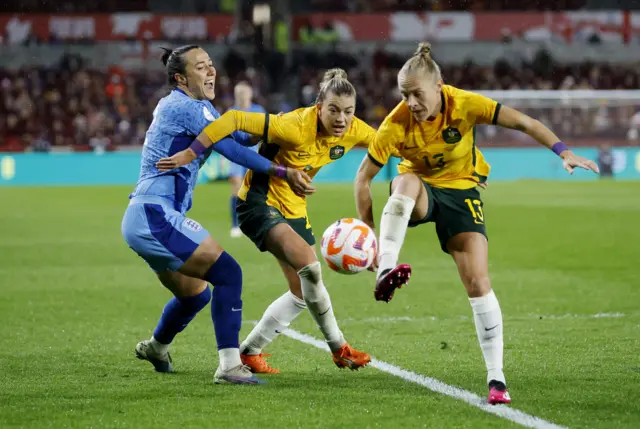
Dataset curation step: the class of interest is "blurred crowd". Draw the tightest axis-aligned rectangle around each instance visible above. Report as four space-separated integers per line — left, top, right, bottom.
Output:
2 47 640 152
297 47 640 143
3 0 149 13
306 0 587 12
0 52 277 152
1 0 590 13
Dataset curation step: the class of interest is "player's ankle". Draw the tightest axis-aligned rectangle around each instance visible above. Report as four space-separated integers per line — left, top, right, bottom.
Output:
240 347 262 356
488 369 505 385
150 336 169 355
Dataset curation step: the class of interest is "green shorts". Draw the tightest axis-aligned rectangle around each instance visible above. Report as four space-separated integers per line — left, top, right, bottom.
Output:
390 180 487 254
236 197 315 252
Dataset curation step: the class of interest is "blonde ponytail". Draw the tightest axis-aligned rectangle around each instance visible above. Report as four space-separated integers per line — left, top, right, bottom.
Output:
316 68 356 104
401 41 442 81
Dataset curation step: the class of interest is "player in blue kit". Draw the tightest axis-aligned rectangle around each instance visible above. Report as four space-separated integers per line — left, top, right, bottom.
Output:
121 45 312 385
227 81 266 238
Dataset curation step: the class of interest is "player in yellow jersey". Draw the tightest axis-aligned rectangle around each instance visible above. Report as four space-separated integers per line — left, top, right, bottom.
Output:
157 69 375 374
354 43 599 404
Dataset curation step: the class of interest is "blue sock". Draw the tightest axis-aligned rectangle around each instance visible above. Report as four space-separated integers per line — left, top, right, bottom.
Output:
230 196 239 228
153 286 212 345
205 251 243 350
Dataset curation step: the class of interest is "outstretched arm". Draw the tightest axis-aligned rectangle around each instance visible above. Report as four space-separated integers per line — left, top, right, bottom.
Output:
200 110 271 150
232 131 262 147
496 105 600 175
156 110 315 196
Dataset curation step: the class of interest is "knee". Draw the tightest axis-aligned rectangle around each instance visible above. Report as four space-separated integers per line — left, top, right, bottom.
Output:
385 193 416 219
392 173 422 200
463 275 491 298
297 261 322 283
288 244 318 272
205 252 243 288
297 261 324 303
199 244 221 266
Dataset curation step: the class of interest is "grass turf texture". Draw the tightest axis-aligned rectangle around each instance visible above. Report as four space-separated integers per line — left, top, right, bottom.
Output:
1 181 639 428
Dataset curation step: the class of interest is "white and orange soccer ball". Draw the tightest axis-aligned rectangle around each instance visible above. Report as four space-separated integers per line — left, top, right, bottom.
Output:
320 218 377 274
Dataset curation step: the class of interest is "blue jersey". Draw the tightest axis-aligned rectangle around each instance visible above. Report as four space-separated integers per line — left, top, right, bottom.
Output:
228 103 265 153
130 89 252 214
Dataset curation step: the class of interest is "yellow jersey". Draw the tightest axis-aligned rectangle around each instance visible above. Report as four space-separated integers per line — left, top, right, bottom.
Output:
202 106 376 218
368 85 500 190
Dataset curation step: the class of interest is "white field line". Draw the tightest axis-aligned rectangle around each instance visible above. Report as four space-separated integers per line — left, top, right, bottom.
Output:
242 311 628 426
246 312 630 326
338 312 630 324
282 328 569 429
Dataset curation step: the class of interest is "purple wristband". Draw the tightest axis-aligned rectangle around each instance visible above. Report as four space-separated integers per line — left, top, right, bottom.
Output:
275 165 287 178
189 140 207 156
551 142 569 156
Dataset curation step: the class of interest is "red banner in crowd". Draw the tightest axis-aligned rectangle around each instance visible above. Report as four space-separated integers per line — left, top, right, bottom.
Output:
293 11 637 43
0 12 637 44
0 14 235 43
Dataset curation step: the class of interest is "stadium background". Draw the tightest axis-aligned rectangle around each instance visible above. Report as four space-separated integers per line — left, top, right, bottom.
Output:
1 0 640 184
1 2 639 429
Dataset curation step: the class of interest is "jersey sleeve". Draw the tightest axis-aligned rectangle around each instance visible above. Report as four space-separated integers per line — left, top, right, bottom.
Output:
230 105 267 146
266 111 304 145
202 110 270 145
181 102 217 136
463 91 501 125
354 119 377 148
368 106 406 167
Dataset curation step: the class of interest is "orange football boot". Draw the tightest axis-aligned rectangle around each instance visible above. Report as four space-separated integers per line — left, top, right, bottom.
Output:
240 353 280 374
332 344 371 370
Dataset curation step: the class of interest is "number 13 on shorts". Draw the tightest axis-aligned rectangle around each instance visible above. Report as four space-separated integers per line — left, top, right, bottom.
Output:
464 198 484 225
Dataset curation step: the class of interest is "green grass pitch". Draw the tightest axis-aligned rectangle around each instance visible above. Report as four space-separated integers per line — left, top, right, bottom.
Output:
0 180 639 428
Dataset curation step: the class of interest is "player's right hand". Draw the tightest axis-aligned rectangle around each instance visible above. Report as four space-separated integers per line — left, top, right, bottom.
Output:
286 169 316 197
156 149 197 171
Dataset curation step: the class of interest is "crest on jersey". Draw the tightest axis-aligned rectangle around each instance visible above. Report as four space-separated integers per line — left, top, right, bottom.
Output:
329 145 345 160
183 218 203 232
203 107 216 122
442 127 462 144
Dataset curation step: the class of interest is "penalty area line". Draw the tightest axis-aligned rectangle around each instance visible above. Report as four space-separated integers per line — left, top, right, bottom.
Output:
282 328 569 429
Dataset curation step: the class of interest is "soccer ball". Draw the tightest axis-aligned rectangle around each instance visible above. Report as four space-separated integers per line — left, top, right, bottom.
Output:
320 218 377 275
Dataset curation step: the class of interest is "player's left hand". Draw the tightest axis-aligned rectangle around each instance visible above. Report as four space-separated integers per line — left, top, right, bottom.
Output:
286 168 316 197
156 149 197 172
560 151 600 175
477 182 488 190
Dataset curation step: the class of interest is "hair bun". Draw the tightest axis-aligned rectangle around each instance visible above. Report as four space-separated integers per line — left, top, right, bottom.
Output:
160 47 173 66
322 68 348 82
414 42 432 59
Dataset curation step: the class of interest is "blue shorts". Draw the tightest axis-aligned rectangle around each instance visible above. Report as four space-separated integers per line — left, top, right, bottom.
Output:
229 162 248 179
121 196 210 272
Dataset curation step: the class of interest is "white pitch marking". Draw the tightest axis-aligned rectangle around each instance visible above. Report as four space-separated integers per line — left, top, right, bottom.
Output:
282 328 569 429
